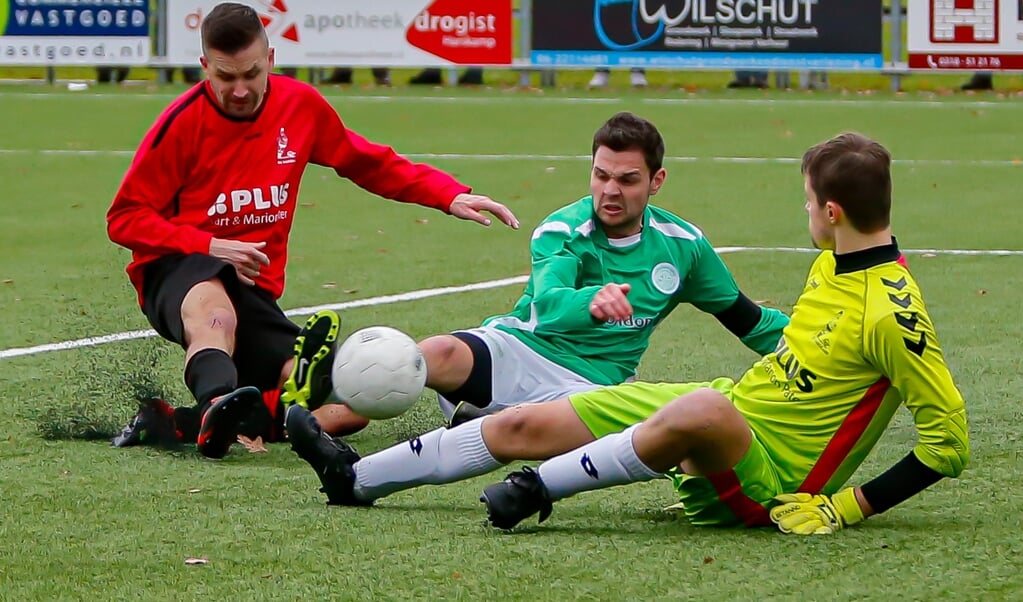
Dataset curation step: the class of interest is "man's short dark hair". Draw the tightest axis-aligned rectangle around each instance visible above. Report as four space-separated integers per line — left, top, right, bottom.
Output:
592 112 665 175
801 132 892 233
201 2 267 55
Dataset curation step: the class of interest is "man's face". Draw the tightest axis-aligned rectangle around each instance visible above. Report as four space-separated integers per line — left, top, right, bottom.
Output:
589 146 665 238
805 175 835 250
201 38 274 118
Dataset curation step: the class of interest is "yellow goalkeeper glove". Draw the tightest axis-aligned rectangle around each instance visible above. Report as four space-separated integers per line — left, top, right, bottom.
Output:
769 488 865 535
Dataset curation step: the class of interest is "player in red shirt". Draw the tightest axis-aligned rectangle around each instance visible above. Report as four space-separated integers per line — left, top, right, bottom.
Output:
105 2 518 458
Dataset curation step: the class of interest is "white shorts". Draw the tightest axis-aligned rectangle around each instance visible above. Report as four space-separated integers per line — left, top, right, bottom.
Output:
436 326 603 419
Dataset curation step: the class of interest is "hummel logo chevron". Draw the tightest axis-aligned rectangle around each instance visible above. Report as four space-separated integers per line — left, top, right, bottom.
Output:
895 312 919 332
904 333 927 356
888 293 912 308
881 276 907 290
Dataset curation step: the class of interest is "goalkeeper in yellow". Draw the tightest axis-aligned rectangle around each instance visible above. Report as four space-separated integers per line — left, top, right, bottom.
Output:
478 132 969 534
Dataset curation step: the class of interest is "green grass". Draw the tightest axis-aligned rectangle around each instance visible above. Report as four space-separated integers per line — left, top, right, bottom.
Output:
0 86 1021 599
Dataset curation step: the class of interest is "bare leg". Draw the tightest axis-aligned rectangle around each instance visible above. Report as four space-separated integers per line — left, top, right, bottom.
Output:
181 280 237 364
179 279 239 407
481 398 597 462
419 334 475 392
634 388 751 476
348 397 591 502
532 388 752 501
313 404 370 437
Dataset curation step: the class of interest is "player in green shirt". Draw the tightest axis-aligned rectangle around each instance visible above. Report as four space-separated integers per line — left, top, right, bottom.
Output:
472 132 970 533
285 112 788 504
312 111 786 437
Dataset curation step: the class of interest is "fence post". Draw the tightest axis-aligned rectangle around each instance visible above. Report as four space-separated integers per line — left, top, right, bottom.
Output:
156 0 170 83
518 0 533 88
890 0 904 92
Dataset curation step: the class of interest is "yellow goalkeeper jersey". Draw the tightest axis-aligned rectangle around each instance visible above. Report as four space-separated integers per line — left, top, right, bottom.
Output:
732 241 969 494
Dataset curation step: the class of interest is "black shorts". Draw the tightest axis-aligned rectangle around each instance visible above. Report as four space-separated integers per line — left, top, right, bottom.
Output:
141 253 300 392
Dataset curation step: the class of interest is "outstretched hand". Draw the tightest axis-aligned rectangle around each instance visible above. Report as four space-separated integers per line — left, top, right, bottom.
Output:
449 193 520 229
209 238 270 286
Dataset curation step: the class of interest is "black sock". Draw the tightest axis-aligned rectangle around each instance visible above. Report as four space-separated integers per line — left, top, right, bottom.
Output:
184 348 238 410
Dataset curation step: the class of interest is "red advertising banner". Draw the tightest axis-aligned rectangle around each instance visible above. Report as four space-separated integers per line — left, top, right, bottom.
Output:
909 0 1023 70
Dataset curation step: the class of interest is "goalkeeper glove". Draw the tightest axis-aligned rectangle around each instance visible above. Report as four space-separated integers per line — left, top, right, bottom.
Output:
769 488 865 535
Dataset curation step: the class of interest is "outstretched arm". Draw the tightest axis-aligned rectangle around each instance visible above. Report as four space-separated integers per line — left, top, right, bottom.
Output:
310 93 517 228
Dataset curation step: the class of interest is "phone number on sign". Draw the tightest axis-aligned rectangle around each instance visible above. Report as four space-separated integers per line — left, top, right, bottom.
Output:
935 56 1002 68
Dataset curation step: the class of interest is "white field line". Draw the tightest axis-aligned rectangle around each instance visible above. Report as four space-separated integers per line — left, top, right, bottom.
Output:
0 275 527 360
1 246 1021 361
0 148 1019 167
0 91 1019 108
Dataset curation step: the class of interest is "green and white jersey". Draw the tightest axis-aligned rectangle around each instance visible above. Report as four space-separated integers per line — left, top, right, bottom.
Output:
484 197 782 385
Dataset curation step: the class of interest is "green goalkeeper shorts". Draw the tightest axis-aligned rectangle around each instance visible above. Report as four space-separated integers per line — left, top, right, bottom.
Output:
569 379 780 528
569 379 736 438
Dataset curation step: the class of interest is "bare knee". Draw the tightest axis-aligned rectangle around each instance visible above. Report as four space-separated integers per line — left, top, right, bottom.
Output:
636 389 748 474
181 282 238 351
645 389 735 441
482 402 590 463
484 406 543 462
185 305 237 337
487 406 536 440
419 335 459 371
419 334 472 391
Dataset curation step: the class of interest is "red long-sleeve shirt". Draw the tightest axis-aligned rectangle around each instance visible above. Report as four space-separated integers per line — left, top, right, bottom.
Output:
107 75 469 305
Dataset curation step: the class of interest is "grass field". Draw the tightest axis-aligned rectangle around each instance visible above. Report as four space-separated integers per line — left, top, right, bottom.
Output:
0 84 1021 600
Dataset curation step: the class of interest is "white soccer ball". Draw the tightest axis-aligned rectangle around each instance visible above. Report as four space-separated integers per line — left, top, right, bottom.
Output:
331 326 427 420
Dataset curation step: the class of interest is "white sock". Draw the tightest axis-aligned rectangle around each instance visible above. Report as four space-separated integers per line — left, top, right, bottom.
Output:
536 424 661 501
352 418 502 502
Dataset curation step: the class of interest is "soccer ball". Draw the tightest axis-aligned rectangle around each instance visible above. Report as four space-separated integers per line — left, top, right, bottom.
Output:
331 326 427 420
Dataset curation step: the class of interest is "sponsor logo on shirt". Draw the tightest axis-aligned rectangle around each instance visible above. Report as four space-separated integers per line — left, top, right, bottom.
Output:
207 183 291 227
761 337 818 400
650 262 681 295
606 315 656 328
277 127 297 165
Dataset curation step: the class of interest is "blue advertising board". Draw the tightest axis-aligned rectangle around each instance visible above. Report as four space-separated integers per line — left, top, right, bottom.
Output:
0 0 150 65
530 0 883 71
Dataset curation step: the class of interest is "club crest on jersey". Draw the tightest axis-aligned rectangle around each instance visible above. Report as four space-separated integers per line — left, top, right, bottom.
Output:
277 127 297 165
651 262 681 295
